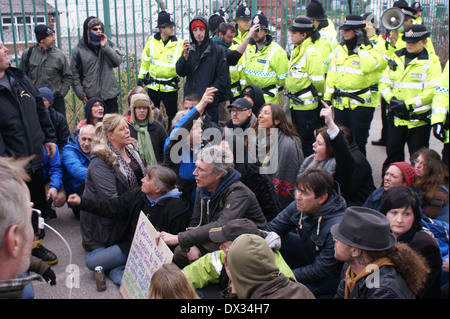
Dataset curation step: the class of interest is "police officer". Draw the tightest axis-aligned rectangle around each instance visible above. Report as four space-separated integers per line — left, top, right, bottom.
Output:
379 24 442 173
431 60 449 165
243 11 288 104
233 3 252 44
324 15 383 156
411 1 423 25
306 0 337 74
138 10 183 129
285 17 325 157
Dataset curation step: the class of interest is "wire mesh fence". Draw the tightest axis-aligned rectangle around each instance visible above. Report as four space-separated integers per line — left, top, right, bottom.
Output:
1 0 448 129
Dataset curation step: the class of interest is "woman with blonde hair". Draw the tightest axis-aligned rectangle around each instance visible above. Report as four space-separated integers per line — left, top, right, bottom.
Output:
80 113 145 285
149 263 198 299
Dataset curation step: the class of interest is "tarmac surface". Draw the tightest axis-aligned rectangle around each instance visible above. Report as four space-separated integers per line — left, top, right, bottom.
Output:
32 107 443 299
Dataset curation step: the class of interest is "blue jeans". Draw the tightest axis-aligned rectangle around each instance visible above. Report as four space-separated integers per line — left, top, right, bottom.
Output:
85 245 127 285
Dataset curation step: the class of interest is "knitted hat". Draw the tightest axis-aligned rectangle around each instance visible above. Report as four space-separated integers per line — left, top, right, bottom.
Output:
389 162 417 187
191 19 207 31
35 24 55 42
38 87 54 106
306 0 328 21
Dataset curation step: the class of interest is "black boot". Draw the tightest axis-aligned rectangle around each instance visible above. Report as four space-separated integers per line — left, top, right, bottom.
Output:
32 239 58 265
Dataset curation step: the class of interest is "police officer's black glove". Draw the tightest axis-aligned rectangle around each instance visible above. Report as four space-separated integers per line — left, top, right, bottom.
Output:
389 97 408 117
433 123 446 142
42 268 57 286
137 79 144 87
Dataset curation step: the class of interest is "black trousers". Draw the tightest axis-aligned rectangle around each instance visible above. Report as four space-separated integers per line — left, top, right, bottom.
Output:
290 108 320 158
102 96 119 114
147 89 179 129
334 106 375 156
382 122 431 174
27 166 47 239
52 94 66 118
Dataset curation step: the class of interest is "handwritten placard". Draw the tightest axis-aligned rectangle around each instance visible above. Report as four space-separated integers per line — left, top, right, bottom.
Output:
120 211 173 299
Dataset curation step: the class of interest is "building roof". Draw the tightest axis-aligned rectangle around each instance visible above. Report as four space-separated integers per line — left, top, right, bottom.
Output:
0 0 56 16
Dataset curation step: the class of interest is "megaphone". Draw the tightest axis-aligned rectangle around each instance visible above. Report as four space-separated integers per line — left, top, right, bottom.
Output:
381 8 405 30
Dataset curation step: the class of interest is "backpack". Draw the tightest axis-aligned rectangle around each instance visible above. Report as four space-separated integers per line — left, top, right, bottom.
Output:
421 217 449 259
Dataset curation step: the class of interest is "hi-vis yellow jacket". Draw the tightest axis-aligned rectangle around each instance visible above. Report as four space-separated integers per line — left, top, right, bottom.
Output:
431 60 449 143
228 41 245 99
243 35 288 104
324 40 383 110
138 33 183 92
379 48 442 128
313 19 338 74
285 37 325 111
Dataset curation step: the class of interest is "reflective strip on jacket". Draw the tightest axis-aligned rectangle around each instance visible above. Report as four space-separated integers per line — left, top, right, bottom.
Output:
379 48 442 129
285 37 325 111
138 34 183 92
324 41 383 110
431 60 449 143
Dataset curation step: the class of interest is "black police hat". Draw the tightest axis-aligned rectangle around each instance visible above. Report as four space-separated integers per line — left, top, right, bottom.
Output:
250 11 269 30
306 0 328 21
235 4 252 21
157 10 175 28
402 24 430 43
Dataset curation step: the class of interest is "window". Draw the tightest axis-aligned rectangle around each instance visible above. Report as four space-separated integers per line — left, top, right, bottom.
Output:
1 15 45 44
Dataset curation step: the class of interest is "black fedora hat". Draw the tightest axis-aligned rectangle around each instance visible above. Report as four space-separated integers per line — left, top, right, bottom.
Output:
331 207 397 251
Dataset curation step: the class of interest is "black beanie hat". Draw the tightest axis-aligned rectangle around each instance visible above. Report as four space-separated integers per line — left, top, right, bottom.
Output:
35 24 55 42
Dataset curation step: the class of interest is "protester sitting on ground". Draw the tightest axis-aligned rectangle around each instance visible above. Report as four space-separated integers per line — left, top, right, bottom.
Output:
298 101 355 204
224 234 315 299
411 148 449 223
164 88 217 210
149 263 198 299
332 206 430 299
38 87 70 155
224 98 256 132
42 145 66 220
183 218 295 298
265 168 346 298
62 124 95 218
159 145 267 268
67 164 190 284
379 186 442 299
76 97 104 129
79 114 145 284
249 103 304 209
363 161 418 211
128 93 167 164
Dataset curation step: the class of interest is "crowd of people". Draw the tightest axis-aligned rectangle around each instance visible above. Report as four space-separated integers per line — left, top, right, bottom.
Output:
0 0 448 300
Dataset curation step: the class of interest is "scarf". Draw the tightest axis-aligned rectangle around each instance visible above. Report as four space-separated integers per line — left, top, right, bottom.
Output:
344 257 395 299
212 35 232 48
298 154 336 176
107 141 145 188
90 31 102 46
344 37 358 55
133 120 157 166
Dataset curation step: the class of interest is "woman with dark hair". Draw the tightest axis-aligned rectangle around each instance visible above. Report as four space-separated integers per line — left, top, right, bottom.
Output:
286 16 325 157
379 186 443 299
252 103 304 209
412 148 449 223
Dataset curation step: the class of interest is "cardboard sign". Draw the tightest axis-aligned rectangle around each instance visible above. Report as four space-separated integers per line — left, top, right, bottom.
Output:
120 211 173 299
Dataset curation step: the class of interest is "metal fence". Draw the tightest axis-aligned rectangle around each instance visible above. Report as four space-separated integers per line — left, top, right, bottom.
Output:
1 0 448 129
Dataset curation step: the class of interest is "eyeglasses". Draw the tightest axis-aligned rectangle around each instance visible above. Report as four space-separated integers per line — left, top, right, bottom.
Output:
229 108 249 114
91 27 103 31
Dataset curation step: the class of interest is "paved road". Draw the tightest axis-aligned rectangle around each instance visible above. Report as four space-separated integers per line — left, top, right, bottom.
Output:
33 107 443 299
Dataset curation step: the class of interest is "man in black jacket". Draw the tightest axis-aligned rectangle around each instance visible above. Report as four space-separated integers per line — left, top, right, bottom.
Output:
265 168 347 298
176 16 230 124
0 39 58 264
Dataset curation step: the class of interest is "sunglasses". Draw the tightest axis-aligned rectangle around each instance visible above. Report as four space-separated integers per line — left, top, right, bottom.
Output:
31 208 44 236
91 27 103 31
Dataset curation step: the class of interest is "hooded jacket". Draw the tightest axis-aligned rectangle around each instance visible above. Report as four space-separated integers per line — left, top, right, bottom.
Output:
227 234 315 299
70 17 123 101
0 67 56 172
265 190 347 286
176 16 231 103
